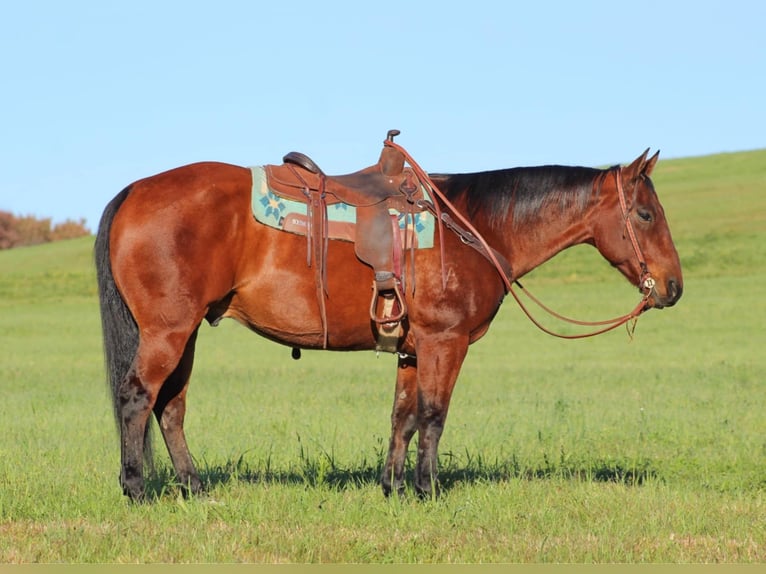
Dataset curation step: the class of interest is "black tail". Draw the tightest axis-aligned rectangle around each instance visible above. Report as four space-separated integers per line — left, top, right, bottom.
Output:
95 186 156 469
94 186 139 429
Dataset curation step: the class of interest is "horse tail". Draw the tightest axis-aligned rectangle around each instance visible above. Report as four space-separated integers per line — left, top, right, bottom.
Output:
94 186 153 463
95 186 137 424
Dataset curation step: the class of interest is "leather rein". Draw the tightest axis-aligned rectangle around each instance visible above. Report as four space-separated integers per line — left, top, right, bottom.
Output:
384 139 656 339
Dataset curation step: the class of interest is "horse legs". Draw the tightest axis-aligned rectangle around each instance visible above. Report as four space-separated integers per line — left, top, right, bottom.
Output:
118 329 195 501
413 333 469 498
381 354 418 497
118 368 154 501
153 327 203 497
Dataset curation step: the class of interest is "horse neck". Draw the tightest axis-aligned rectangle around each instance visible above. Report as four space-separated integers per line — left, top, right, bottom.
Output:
439 168 604 280
504 205 596 278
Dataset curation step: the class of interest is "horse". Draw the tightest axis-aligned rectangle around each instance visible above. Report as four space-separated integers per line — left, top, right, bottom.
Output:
94 134 683 502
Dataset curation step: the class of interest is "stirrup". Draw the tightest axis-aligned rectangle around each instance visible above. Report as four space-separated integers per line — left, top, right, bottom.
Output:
375 302 403 353
370 276 407 325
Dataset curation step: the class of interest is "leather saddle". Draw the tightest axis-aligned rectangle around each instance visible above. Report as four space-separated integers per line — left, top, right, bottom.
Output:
263 130 426 352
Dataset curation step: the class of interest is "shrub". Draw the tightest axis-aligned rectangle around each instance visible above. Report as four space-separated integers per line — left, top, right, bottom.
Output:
0 210 90 249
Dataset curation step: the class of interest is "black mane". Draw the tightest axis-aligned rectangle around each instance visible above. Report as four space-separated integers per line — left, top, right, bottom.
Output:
432 165 605 230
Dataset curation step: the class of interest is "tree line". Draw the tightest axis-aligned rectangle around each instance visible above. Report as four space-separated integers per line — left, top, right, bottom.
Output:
0 210 90 250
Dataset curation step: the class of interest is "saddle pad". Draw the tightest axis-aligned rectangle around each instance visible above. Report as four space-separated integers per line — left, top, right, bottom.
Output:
250 166 435 248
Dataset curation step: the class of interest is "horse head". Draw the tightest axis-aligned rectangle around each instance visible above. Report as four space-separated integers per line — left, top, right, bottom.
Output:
592 149 683 309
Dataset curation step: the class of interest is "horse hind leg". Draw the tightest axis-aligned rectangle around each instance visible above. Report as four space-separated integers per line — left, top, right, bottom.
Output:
153 326 203 497
381 355 418 497
118 367 154 501
118 328 197 501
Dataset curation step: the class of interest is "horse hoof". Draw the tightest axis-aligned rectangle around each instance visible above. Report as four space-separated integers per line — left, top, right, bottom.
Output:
414 480 441 501
120 476 147 503
123 488 146 504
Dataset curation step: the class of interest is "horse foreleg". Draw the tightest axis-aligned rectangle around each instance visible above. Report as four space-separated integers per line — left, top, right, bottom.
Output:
381 354 418 497
153 327 203 497
413 333 469 499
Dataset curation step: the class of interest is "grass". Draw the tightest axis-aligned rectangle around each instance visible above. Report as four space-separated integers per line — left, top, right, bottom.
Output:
0 149 765 562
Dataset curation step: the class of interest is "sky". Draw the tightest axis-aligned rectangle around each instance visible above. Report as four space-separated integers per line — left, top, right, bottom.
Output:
1 1 763 231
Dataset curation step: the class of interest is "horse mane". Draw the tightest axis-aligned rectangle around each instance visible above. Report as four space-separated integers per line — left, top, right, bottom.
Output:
432 165 607 230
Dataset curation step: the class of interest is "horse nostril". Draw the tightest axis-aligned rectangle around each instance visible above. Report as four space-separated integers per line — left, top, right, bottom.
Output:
667 279 682 304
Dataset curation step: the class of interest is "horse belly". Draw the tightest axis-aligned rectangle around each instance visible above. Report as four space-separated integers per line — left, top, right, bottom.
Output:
222 229 378 350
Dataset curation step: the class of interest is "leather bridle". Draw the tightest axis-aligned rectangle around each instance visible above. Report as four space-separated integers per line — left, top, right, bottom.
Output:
614 167 657 296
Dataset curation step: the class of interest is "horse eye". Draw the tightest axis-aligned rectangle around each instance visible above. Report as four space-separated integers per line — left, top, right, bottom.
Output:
637 209 653 223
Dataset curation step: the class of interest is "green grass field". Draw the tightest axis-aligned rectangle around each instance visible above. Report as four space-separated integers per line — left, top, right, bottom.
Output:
1 150 765 562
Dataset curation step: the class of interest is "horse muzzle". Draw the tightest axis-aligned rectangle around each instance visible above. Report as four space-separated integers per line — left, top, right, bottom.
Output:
646 277 683 309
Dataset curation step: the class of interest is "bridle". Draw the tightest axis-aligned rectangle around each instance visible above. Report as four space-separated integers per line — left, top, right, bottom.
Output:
614 168 657 296
384 139 656 339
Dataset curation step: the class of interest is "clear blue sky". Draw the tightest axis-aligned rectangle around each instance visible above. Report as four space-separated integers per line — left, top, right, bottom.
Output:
1 1 763 231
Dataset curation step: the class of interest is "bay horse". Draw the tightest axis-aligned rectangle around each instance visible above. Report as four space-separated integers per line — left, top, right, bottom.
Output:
95 134 683 501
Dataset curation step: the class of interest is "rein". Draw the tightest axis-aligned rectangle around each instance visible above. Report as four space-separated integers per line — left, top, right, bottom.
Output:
384 140 655 339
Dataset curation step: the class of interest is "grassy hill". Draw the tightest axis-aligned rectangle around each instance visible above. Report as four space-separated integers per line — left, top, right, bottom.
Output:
0 235 96 302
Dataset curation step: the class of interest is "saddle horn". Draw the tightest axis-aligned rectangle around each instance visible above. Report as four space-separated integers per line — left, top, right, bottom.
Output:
381 129 404 175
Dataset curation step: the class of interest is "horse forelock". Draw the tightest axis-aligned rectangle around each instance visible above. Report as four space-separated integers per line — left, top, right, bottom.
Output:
436 165 603 230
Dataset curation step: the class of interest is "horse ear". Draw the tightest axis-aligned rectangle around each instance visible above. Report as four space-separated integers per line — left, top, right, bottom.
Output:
623 148 650 180
643 149 660 176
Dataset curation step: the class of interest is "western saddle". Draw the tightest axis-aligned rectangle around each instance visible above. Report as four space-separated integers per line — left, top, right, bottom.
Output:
263 130 428 352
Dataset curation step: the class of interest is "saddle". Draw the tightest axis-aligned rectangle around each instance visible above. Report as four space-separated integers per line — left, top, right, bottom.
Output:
263 130 427 352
